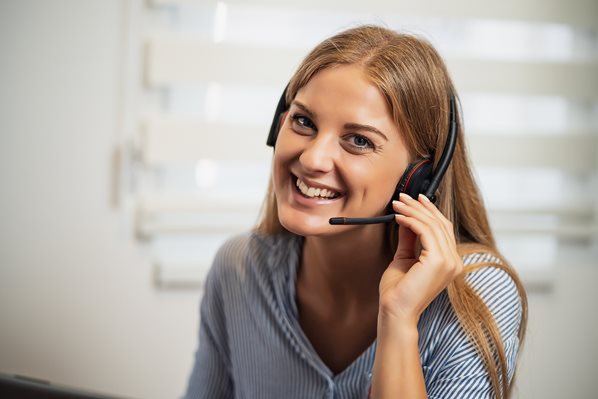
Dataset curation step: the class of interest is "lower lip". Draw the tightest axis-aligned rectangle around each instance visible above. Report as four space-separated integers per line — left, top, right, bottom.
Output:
291 179 342 208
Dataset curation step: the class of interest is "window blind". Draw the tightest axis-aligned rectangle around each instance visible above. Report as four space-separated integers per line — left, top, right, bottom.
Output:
124 0 598 289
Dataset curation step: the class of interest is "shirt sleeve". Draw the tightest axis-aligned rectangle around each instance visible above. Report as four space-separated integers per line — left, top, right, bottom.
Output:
425 265 523 399
183 247 234 399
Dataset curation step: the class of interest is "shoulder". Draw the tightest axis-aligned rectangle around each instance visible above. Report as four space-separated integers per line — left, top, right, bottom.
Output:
419 252 523 355
462 253 524 340
423 253 523 329
420 252 524 387
210 230 300 270
204 230 301 291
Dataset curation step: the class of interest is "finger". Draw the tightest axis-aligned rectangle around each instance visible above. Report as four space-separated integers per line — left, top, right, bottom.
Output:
398 193 435 219
395 214 444 260
417 195 462 275
397 195 463 278
394 218 417 260
398 215 463 280
417 195 460 262
393 196 435 223
397 194 450 244
394 198 452 255
418 194 455 240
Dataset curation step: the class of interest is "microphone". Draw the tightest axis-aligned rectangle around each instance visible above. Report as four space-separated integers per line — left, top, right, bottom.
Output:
328 96 457 226
329 214 396 225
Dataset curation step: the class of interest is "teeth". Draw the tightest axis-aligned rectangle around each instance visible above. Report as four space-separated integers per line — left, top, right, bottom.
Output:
295 178 339 199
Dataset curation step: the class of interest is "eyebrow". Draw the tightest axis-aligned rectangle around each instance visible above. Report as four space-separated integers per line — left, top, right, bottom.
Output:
291 100 389 141
291 100 316 119
344 123 388 141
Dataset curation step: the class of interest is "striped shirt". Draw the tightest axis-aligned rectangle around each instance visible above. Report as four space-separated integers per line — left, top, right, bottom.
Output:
184 231 522 399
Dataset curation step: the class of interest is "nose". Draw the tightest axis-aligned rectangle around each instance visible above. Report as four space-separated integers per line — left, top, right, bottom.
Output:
298 133 338 175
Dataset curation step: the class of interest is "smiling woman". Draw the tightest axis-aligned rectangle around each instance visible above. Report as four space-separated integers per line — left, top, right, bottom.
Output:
184 25 527 399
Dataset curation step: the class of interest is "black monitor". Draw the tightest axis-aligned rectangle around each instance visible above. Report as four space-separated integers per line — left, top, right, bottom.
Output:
0 374 130 399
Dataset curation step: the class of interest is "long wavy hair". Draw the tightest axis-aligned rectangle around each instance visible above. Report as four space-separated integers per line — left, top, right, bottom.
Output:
256 25 527 398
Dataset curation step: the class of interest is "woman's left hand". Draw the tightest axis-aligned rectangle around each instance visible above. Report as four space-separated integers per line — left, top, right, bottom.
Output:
378 193 464 326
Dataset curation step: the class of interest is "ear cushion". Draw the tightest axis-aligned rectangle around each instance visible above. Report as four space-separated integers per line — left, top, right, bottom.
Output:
266 112 283 147
395 159 433 199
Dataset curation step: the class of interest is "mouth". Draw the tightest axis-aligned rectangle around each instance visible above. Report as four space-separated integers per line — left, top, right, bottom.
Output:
291 174 343 200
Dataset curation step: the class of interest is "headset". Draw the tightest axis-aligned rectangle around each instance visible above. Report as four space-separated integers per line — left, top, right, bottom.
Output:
266 85 458 225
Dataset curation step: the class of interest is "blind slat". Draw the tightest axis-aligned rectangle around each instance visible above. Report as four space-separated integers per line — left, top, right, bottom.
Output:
149 0 598 29
141 119 269 162
467 134 597 171
146 39 598 98
447 59 598 99
146 39 302 87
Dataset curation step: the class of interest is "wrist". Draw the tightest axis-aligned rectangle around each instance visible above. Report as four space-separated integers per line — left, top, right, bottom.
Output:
377 308 420 341
378 300 420 330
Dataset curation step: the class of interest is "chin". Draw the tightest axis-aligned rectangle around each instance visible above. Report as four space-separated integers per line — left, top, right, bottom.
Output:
277 206 338 237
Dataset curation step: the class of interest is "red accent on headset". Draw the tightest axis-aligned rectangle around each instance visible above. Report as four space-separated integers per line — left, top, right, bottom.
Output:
403 159 430 194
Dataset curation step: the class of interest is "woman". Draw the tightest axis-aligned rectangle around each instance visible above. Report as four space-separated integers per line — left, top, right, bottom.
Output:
185 25 527 399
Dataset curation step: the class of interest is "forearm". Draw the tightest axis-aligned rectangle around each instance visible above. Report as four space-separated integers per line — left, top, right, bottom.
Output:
370 312 427 399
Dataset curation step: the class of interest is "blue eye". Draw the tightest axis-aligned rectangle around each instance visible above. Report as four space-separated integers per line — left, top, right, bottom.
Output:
352 135 370 147
347 134 374 152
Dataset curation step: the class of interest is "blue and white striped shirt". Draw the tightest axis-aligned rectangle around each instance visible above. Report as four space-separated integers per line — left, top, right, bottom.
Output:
184 231 522 399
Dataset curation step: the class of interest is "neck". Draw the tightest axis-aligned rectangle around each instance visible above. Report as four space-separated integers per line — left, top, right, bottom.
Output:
299 224 393 309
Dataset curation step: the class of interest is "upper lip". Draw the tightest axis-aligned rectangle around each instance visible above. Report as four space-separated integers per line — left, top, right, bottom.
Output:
293 174 344 195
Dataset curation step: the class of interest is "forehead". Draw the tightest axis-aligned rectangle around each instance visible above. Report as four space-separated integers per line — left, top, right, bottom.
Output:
296 65 387 109
293 65 399 132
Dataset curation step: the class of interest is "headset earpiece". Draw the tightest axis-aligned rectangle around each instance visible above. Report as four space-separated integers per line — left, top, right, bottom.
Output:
397 159 433 198
266 86 290 147
392 95 458 204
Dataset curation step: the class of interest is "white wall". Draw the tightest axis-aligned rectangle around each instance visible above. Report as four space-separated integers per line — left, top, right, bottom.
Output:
0 1 200 398
0 1 597 399
516 266 598 398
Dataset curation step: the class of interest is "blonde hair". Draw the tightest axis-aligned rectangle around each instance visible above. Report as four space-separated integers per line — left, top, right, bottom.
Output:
256 25 527 398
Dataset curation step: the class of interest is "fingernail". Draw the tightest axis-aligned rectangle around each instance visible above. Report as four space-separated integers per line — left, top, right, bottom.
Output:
392 200 403 207
419 194 430 202
399 193 409 201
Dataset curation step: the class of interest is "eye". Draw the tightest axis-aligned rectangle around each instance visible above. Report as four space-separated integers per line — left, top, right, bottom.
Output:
345 134 375 153
352 135 371 147
290 114 316 133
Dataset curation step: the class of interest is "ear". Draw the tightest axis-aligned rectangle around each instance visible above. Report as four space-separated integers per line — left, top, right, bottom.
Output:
278 111 288 132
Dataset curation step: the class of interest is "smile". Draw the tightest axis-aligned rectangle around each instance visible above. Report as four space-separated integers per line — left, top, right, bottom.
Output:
293 176 342 200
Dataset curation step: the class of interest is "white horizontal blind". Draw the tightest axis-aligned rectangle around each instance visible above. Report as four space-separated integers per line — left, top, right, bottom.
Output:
128 0 598 289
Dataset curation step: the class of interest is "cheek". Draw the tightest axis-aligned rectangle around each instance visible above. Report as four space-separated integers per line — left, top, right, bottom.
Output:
271 157 285 197
355 160 404 204
273 130 301 169
272 140 295 189
354 160 399 190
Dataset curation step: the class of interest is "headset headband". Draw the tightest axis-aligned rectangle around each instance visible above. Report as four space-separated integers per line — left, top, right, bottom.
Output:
424 95 457 199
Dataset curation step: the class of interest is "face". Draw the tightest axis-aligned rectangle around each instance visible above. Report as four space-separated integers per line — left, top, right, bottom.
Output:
272 64 410 236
